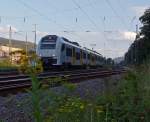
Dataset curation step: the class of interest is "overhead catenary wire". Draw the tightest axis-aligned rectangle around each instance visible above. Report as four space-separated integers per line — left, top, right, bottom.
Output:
104 0 127 28
71 0 115 55
46 0 85 31
0 15 30 24
85 0 110 53
68 0 109 51
71 0 99 31
115 0 136 31
15 0 69 31
16 0 89 47
33 0 91 44
15 0 88 37
45 0 99 16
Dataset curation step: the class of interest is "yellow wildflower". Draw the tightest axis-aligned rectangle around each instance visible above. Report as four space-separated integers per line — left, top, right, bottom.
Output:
97 109 103 113
80 105 84 109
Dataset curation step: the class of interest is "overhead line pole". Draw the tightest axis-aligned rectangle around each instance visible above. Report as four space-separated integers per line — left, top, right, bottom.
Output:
135 24 139 64
105 0 127 28
33 24 37 52
136 24 138 35
9 26 12 56
25 32 28 55
17 0 89 42
71 0 98 30
0 16 1 24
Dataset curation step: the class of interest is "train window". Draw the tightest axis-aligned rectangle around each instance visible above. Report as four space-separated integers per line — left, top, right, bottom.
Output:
42 35 57 42
99 57 103 61
87 54 90 60
95 56 97 61
83 52 86 59
99 57 102 61
76 52 80 60
66 48 72 57
61 44 65 51
40 44 56 49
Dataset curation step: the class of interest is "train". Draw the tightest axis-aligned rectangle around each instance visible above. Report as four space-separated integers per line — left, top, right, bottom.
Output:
36 35 105 69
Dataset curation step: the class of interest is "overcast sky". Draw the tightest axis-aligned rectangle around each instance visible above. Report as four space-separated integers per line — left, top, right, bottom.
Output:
0 0 149 58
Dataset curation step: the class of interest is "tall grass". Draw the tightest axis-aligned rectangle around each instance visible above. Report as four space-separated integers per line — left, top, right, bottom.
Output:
30 73 43 122
29 62 150 122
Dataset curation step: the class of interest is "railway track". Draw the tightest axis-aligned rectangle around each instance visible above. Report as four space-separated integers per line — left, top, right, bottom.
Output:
0 68 126 96
0 70 19 76
0 68 104 77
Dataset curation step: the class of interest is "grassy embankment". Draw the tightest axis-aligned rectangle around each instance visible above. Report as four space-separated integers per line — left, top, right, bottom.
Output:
29 62 150 122
0 57 149 121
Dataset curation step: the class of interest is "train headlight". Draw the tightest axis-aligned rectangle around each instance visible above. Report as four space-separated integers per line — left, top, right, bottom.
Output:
52 54 56 57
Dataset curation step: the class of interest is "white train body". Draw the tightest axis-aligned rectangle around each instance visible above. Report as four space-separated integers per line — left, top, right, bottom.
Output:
37 35 104 67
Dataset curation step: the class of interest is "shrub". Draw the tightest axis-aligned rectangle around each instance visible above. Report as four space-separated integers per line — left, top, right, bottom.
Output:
0 58 17 69
19 52 43 74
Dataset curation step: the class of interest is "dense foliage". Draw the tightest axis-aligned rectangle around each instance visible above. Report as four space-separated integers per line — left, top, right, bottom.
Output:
18 50 43 74
125 8 150 65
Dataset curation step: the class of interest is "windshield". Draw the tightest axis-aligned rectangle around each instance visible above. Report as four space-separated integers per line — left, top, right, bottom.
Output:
40 43 56 49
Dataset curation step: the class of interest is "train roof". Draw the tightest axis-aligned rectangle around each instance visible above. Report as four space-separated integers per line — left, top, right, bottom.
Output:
83 47 102 56
40 35 102 57
62 37 80 46
60 36 102 56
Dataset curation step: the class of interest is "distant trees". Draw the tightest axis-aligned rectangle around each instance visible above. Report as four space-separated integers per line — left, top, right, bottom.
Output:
125 8 150 65
106 58 114 65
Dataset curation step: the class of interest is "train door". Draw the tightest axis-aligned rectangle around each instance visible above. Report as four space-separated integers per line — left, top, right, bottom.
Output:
72 47 76 65
60 43 65 65
80 50 83 65
90 53 92 65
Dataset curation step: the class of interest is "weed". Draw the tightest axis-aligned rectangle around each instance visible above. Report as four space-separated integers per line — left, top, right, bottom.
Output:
28 62 150 122
29 73 43 122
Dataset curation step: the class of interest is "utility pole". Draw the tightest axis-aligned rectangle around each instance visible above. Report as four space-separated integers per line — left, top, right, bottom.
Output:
0 16 1 24
90 44 96 50
132 24 139 64
136 24 138 34
25 32 28 55
32 24 37 67
135 24 139 64
33 24 37 52
104 42 106 58
9 26 12 58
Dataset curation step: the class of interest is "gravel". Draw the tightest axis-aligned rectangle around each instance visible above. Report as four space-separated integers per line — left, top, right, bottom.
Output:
0 75 122 122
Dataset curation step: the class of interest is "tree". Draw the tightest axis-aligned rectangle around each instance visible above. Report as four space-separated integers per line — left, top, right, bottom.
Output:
125 8 150 65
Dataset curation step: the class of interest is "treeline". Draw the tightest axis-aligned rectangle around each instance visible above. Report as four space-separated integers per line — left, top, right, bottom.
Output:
125 8 150 65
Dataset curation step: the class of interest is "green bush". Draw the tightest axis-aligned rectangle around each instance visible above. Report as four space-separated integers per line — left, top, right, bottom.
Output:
19 53 43 74
0 58 17 69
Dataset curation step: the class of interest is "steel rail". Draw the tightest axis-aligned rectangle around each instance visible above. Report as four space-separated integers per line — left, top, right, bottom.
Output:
0 69 126 95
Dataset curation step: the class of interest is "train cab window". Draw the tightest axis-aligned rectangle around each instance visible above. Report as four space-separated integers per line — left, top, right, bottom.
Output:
40 44 56 49
61 44 65 51
76 52 80 60
66 48 72 57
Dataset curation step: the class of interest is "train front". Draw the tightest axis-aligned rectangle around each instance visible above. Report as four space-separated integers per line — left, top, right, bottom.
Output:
37 35 58 69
